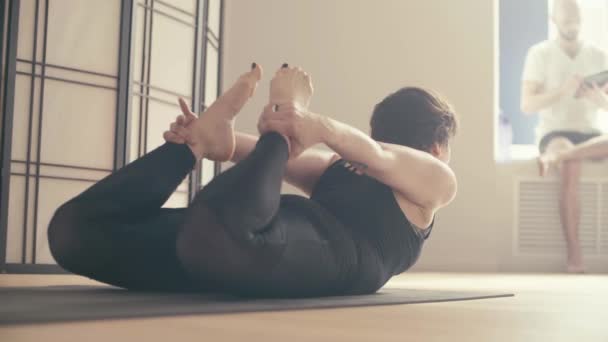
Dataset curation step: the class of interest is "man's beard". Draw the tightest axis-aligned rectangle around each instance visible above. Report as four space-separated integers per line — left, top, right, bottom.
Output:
559 29 579 42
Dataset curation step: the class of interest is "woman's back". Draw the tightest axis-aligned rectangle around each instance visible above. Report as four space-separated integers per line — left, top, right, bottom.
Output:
310 159 431 291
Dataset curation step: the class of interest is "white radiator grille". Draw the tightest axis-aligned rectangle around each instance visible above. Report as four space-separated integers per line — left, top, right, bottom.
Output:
601 185 608 254
515 179 605 256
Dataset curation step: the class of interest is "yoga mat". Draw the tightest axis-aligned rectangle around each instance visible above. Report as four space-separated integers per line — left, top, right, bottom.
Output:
0 285 513 325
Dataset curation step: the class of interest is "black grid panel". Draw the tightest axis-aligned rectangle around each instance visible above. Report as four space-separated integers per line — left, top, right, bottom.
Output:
3 0 123 267
131 0 199 205
0 0 20 271
130 0 223 202
0 0 223 273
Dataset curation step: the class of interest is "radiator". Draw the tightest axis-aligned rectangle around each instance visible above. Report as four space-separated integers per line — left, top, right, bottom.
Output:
514 178 608 257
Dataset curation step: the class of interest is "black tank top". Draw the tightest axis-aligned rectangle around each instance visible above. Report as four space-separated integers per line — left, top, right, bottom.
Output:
310 159 432 292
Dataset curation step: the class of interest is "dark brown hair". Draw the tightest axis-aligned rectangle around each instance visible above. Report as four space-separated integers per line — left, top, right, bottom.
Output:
370 87 457 152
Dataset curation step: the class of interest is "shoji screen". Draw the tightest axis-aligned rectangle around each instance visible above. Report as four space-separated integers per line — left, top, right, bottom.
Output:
130 0 199 208
0 0 223 273
129 0 222 206
6 0 121 268
202 0 221 184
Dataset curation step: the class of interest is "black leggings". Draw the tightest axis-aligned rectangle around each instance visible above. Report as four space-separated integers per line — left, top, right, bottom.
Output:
47 133 359 297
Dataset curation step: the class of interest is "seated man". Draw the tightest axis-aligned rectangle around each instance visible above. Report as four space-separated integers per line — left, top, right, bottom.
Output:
521 0 608 272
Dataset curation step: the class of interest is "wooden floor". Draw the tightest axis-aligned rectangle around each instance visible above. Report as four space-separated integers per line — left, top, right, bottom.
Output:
0 272 606 342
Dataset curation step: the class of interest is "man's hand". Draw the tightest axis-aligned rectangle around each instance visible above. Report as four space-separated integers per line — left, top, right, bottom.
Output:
562 75 584 99
579 82 608 110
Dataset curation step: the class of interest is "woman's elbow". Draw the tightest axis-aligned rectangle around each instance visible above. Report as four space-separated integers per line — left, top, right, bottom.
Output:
435 167 457 208
417 167 457 210
442 178 458 206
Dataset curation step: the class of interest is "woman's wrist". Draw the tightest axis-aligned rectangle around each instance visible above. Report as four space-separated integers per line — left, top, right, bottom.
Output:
314 113 337 146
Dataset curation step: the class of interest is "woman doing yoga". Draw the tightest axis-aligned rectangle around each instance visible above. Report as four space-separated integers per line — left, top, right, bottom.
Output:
47 64 458 297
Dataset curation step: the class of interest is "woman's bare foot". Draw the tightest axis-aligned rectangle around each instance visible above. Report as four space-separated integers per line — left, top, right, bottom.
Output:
269 64 313 110
261 65 315 155
165 64 262 161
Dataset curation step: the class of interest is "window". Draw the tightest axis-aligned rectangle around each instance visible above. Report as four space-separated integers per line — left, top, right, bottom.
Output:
497 0 608 162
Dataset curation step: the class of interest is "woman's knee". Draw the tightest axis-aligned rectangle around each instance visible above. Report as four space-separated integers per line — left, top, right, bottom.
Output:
47 201 90 271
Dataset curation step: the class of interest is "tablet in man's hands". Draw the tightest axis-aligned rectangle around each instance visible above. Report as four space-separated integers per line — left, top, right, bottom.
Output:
583 70 608 87
575 70 608 97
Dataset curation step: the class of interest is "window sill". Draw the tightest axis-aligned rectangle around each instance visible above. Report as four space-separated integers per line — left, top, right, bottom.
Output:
495 144 538 163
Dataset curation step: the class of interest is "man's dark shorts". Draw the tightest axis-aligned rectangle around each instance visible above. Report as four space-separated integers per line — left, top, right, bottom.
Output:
538 130 602 154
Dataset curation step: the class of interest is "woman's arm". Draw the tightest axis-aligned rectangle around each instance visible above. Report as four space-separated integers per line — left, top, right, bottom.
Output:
258 104 456 208
257 104 457 209
164 108 333 196
232 132 334 195
318 117 457 210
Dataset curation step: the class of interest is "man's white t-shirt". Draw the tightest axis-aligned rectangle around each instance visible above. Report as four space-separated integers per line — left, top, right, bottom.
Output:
522 39 608 142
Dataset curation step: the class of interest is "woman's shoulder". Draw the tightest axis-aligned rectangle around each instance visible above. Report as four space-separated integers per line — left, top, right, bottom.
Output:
392 191 435 231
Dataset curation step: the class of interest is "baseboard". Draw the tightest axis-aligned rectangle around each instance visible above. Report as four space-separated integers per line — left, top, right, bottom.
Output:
2 263 68 274
498 256 608 273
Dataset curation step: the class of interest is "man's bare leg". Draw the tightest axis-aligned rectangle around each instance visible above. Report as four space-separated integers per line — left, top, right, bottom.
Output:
558 134 608 162
540 137 585 273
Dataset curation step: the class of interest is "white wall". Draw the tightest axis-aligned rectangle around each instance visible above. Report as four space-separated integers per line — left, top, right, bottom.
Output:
223 0 502 271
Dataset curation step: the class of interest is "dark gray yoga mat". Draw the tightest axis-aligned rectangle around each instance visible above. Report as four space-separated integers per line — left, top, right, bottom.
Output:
0 285 513 325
